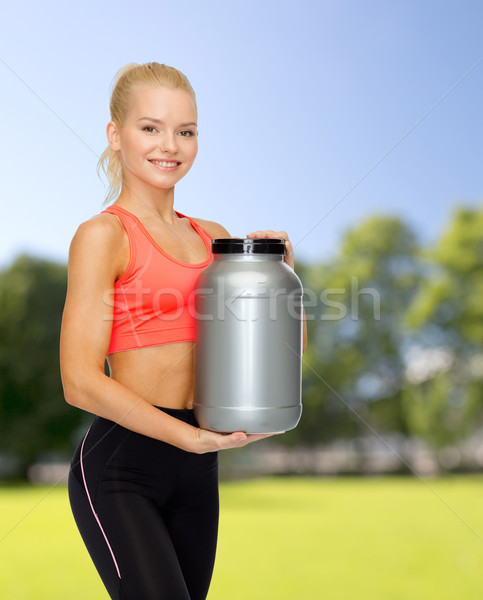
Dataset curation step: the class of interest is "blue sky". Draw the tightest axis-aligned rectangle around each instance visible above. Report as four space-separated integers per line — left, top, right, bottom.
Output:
0 0 481 268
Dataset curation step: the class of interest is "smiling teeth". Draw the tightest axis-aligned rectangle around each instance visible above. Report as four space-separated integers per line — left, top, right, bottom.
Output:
151 160 178 167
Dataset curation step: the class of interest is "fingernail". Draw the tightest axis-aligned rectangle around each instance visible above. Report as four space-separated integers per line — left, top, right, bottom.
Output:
237 433 247 441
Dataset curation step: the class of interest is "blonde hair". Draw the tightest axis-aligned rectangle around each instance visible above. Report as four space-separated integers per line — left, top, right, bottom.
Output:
96 62 197 205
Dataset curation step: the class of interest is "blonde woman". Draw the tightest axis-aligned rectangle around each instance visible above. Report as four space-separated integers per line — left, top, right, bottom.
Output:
60 62 307 600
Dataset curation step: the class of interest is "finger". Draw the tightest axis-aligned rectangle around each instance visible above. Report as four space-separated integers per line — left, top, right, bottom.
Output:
265 231 290 243
247 230 290 240
217 431 248 449
246 230 270 238
258 230 288 240
245 432 284 442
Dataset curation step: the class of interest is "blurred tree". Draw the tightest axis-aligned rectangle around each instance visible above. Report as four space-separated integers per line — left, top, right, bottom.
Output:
406 206 483 346
401 372 482 452
401 206 483 454
0 254 82 477
4 208 482 476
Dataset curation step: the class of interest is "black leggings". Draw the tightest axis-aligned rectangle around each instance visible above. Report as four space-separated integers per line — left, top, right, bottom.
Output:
68 407 219 600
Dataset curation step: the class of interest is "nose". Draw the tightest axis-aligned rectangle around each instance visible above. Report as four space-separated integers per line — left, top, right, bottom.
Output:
158 130 178 154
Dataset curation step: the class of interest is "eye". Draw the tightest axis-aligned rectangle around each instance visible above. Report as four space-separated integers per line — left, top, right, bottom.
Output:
179 130 197 137
143 126 157 133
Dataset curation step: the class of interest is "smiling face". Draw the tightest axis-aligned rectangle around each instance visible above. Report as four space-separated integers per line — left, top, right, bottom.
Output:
107 85 199 191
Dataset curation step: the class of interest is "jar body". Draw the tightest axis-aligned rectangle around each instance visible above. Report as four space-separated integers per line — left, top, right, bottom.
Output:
194 252 303 433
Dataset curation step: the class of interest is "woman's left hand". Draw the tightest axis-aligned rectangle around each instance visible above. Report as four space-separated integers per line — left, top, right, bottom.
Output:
246 230 295 269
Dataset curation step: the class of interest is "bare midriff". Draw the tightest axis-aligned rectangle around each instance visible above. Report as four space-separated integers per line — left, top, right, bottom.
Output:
107 341 196 409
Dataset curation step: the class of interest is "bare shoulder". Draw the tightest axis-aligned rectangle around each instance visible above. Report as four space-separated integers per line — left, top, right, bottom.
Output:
73 211 124 243
69 212 127 279
190 217 231 238
70 212 126 255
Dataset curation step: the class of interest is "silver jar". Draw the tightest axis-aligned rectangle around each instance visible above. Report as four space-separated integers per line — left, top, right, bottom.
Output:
194 238 303 434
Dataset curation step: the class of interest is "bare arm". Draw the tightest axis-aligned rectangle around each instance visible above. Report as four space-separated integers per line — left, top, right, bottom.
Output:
60 215 269 453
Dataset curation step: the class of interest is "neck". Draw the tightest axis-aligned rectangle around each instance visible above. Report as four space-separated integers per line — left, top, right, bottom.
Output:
116 178 178 224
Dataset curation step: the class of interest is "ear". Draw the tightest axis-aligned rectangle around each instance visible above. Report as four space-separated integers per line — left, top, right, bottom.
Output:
106 121 121 151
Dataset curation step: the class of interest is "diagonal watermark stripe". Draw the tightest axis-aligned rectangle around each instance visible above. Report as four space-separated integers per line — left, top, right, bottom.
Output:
286 342 483 543
293 55 483 251
0 56 99 158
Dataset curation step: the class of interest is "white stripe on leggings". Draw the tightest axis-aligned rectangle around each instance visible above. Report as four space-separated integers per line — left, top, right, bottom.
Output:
80 425 121 579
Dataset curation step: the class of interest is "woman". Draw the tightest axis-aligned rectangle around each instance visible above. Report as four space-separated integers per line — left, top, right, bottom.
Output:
60 62 307 600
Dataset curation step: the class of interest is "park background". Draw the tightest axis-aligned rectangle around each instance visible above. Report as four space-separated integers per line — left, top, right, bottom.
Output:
1 1 482 598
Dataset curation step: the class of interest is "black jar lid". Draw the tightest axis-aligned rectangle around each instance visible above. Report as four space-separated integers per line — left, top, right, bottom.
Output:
211 238 286 254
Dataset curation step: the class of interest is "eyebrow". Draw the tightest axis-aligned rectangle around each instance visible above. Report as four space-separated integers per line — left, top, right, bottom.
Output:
137 117 198 127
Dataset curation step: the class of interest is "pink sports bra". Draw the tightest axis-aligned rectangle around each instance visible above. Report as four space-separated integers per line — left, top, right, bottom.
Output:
102 205 214 354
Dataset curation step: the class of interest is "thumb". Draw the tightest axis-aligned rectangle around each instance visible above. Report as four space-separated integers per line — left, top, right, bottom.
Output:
221 431 248 447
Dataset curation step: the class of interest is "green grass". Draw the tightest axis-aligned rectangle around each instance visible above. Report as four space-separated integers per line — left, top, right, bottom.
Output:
0 476 482 599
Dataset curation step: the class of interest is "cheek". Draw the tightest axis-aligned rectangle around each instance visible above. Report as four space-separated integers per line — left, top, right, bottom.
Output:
126 132 147 154
187 141 198 161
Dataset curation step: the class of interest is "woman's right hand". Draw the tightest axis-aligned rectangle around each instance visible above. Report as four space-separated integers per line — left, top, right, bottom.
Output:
191 428 283 454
